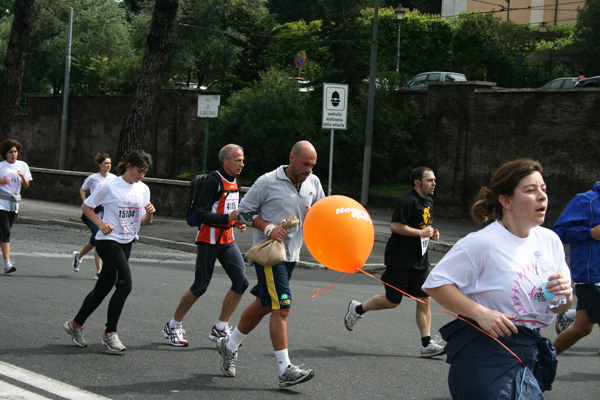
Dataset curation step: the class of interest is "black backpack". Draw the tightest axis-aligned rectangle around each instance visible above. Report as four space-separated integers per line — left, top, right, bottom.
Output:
186 172 215 227
186 171 237 228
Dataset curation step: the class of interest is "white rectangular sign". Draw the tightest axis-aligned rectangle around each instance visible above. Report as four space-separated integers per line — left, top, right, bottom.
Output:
197 95 221 118
322 83 348 130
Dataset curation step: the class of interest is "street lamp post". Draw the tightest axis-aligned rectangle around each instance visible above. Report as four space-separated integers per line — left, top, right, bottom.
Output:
395 4 405 75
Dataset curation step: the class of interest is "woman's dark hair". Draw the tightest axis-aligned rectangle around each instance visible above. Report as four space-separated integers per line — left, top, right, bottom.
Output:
471 159 544 224
115 150 152 176
0 139 23 160
94 153 111 170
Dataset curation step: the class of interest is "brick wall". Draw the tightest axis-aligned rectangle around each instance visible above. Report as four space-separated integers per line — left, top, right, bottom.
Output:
14 89 207 179
422 82 600 224
11 85 600 224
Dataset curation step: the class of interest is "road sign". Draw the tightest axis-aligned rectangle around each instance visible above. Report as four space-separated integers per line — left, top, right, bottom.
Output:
197 95 220 118
322 83 348 130
294 56 306 69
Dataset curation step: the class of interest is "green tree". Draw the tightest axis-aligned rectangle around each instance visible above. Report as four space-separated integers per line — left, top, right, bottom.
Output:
167 0 274 90
318 0 373 87
575 0 600 75
117 0 179 161
22 0 136 94
0 0 35 139
264 19 325 80
211 68 318 180
359 8 454 82
450 13 533 83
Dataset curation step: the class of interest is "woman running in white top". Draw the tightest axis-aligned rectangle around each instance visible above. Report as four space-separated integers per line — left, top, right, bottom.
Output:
64 150 155 352
72 153 116 278
0 139 32 274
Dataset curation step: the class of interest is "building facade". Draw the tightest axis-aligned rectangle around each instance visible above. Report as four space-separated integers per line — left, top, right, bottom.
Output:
441 0 585 27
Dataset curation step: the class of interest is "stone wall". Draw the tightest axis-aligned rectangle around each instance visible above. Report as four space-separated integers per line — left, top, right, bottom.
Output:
14 89 208 179
423 82 600 224
26 168 191 218
11 85 600 224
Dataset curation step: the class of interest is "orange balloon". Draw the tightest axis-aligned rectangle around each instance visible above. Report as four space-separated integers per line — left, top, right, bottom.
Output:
303 195 374 273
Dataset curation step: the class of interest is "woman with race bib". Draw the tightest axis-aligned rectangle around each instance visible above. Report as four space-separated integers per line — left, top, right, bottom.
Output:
0 139 32 274
64 150 155 353
423 159 573 399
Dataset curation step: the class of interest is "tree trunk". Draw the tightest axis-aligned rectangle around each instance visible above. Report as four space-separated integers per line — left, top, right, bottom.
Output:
116 0 179 162
0 0 36 140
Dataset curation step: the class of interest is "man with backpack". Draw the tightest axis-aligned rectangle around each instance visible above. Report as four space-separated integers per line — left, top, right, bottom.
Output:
162 144 249 347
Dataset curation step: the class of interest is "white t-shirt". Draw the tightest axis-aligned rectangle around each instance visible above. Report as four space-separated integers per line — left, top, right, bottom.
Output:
0 160 33 213
81 172 117 195
84 176 150 244
423 221 571 330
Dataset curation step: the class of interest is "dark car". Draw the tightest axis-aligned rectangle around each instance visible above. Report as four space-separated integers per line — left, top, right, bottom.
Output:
541 77 577 89
405 71 467 90
575 76 600 88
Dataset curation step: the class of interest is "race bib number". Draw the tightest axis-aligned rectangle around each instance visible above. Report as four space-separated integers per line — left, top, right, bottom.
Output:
420 236 429 256
514 312 556 329
117 206 141 237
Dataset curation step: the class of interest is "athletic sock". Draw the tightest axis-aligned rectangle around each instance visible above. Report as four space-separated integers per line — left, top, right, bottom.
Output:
215 320 228 331
227 327 246 352
356 304 365 315
169 318 181 329
275 349 291 375
421 336 431 348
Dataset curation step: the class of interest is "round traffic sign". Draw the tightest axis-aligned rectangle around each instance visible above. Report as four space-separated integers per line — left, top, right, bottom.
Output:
294 56 306 69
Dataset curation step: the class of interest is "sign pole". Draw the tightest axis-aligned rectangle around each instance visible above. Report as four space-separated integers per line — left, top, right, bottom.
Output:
328 129 334 196
203 119 209 173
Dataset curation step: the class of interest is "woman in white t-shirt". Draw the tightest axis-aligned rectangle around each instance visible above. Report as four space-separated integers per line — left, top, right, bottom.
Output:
0 139 32 274
64 150 155 353
423 159 574 399
71 153 116 278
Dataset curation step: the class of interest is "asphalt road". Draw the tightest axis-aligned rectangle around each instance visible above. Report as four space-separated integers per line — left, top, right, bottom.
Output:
1 224 599 400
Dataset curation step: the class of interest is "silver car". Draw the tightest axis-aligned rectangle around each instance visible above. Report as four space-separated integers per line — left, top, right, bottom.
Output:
405 71 467 90
541 77 577 89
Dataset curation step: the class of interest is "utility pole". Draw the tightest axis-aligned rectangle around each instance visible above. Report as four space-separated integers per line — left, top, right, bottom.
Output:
360 1 379 206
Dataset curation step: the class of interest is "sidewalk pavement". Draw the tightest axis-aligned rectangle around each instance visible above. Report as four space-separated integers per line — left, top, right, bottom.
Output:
17 198 480 272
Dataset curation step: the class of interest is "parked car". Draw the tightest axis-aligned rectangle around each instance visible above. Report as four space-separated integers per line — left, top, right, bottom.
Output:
575 75 600 88
404 72 467 90
292 77 314 92
541 77 577 89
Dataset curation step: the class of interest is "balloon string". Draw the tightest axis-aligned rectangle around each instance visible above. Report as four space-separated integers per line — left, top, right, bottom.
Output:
311 273 349 297
358 269 525 367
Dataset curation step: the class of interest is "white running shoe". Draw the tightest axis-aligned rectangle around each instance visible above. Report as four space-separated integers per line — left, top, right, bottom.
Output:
72 251 81 272
102 332 127 352
209 325 232 342
162 323 189 347
421 336 445 358
63 319 87 347
3 260 15 274
344 300 363 331
555 311 575 334
279 364 314 388
216 337 237 377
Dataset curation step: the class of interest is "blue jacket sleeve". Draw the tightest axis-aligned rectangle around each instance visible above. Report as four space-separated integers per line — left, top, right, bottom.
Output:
552 195 592 244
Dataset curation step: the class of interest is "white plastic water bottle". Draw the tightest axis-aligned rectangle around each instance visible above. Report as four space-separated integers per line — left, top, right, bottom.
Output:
534 251 567 308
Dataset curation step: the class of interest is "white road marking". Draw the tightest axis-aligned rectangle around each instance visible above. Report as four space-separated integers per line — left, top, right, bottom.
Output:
0 381 51 399
0 361 111 400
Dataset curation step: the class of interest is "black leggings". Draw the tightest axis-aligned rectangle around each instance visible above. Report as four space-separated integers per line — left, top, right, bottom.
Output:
0 210 17 242
74 240 133 333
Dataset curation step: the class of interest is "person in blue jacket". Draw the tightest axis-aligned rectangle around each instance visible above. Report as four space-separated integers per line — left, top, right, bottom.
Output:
552 181 600 355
